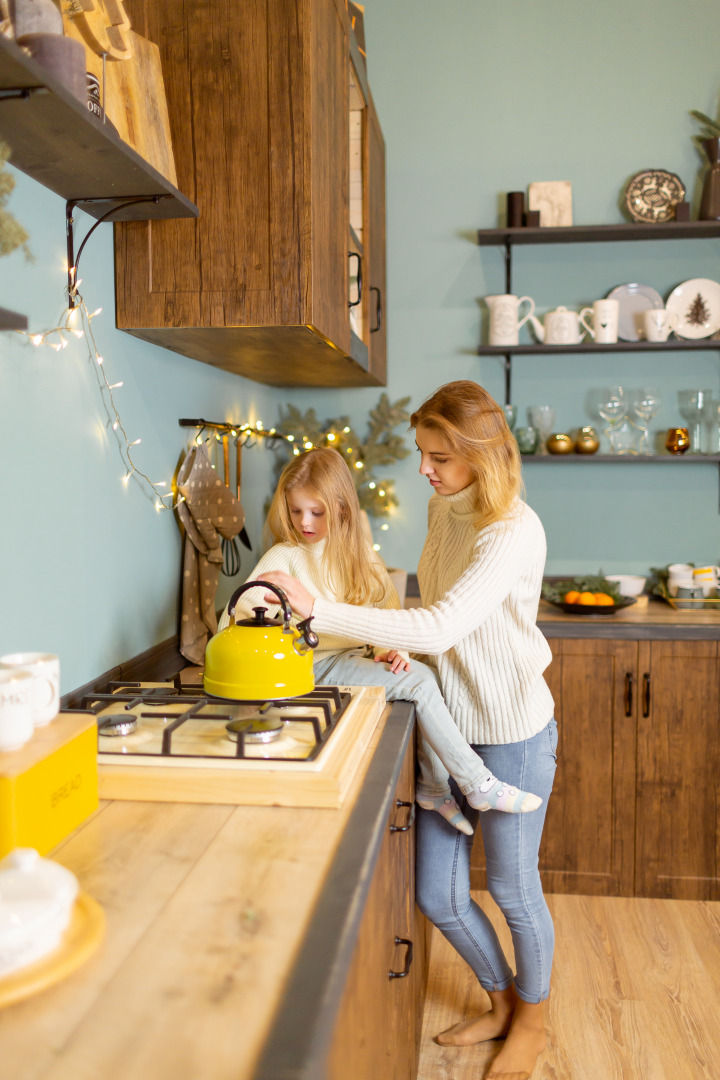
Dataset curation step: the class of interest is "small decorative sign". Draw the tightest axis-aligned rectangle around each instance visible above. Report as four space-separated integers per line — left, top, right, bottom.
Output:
528 181 573 227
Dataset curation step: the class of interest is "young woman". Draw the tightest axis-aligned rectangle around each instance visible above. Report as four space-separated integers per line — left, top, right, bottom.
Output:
218 447 541 836
262 381 557 1080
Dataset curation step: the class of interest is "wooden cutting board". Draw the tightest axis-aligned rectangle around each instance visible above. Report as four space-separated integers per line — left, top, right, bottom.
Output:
62 18 178 185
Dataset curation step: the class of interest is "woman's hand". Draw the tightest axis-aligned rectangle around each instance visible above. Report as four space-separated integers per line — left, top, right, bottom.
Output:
261 571 316 619
374 650 411 674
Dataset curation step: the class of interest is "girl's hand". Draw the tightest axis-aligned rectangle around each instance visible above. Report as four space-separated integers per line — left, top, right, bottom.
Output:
374 650 411 674
261 571 316 619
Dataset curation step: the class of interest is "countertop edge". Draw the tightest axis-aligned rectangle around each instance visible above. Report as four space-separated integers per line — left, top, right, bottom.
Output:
252 701 416 1080
538 620 720 640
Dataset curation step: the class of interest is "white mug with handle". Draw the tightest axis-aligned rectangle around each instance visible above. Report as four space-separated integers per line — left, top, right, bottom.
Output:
579 299 620 344
0 669 35 751
0 653 60 727
643 308 679 342
485 294 535 346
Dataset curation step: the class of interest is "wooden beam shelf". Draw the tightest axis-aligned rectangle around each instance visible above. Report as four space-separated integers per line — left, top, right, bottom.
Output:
0 305 27 330
0 36 198 221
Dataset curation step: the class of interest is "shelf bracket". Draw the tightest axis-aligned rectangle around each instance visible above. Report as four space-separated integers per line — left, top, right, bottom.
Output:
504 238 512 294
65 195 163 307
0 85 48 101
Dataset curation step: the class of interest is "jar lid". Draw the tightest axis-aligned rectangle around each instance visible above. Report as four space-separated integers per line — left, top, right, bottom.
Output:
0 848 78 946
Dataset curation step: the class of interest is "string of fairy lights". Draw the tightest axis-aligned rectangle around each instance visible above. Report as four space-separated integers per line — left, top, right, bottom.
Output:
17 292 395 545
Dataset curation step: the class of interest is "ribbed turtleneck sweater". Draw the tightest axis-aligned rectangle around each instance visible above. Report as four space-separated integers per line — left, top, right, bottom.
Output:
217 538 403 660
312 486 554 744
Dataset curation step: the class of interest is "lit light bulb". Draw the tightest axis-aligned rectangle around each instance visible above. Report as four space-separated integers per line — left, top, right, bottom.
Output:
293 447 300 456
109 381 123 389
130 438 142 446
378 489 386 497
373 543 381 551
122 472 132 486
381 523 389 531
31 334 43 346
326 433 336 442
354 461 363 469
304 441 313 450
368 482 376 489
343 426 350 433
346 447 353 454
112 421 119 430
256 420 263 430
96 355 104 365
287 435 295 442
89 307 103 318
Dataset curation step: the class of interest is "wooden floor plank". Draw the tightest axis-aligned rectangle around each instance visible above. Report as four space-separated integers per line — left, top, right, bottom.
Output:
418 891 720 1080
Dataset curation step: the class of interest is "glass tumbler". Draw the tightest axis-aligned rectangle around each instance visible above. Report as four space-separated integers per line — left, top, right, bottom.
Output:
527 405 555 454
678 389 713 454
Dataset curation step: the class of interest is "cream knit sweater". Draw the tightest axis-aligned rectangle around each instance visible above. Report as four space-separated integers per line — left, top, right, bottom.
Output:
217 539 404 660
312 486 554 745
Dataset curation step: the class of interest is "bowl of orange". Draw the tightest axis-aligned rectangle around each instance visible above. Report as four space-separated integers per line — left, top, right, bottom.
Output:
541 577 637 615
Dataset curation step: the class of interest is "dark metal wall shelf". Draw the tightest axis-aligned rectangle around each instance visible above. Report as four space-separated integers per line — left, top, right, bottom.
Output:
0 305 27 330
0 36 198 221
479 339 720 356
521 454 720 463
478 222 720 246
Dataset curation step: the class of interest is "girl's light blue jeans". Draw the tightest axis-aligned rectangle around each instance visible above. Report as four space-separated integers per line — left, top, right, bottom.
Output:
416 719 558 1003
313 648 489 797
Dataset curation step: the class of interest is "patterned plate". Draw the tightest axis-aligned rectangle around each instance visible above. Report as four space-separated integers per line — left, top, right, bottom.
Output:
666 278 720 339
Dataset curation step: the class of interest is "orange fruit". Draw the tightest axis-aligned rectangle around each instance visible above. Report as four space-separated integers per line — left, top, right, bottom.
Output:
593 592 614 606
578 591 597 605
564 590 581 604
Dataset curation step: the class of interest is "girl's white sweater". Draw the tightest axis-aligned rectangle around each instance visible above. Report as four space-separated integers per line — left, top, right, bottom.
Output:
312 486 554 745
217 539 403 660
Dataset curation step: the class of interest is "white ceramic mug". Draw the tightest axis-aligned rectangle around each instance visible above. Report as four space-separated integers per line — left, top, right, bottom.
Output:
692 565 720 598
643 308 679 342
0 669 35 752
667 563 694 597
0 653 60 727
485 294 535 346
579 299 620 344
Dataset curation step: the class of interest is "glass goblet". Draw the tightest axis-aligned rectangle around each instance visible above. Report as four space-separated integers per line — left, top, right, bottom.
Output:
587 387 627 453
630 387 661 455
527 405 555 454
678 389 713 454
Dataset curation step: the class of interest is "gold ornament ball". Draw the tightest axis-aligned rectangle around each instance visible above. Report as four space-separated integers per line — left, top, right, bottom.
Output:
546 433 574 455
574 426 600 454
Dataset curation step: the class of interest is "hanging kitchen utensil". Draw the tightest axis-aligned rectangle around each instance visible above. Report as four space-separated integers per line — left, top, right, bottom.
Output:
236 433 252 551
220 434 242 577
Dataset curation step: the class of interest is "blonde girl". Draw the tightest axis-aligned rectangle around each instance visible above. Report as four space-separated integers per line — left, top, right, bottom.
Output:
262 383 557 1080
218 446 541 835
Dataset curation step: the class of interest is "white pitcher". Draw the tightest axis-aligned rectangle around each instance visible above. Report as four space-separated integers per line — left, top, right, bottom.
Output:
485 294 535 346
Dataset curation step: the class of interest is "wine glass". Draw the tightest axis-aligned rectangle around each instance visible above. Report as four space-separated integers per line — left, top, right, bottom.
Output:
527 405 555 454
630 387 661 455
678 389 713 454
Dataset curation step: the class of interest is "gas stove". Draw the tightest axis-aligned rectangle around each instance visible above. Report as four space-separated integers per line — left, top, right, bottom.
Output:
62 672 387 808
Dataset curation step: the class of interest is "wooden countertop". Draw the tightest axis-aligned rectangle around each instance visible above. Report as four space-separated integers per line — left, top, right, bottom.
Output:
538 596 720 639
0 702 416 1080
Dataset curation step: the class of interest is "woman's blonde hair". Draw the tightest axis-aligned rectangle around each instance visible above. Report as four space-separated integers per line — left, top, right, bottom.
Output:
267 448 390 605
411 380 522 529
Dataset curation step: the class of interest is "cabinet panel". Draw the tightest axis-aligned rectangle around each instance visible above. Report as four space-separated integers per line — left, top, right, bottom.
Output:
635 640 720 899
366 93 387 383
327 736 426 1080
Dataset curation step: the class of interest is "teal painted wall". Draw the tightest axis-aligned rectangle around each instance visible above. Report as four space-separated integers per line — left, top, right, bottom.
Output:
286 0 720 575
2 0 720 692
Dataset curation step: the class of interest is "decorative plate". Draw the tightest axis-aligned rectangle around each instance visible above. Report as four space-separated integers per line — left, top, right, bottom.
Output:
624 169 686 223
606 283 664 341
665 277 720 339
546 597 637 616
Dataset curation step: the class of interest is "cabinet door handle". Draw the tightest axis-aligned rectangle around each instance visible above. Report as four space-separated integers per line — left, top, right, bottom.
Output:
642 672 651 717
348 251 362 308
389 937 413 979
370 285 382 331
390 799 416 833
624 672 634 717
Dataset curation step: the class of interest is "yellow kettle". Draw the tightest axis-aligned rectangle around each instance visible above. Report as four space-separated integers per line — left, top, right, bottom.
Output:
203 580 319 701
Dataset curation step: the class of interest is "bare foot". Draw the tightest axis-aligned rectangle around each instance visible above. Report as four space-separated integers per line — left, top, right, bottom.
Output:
485 1003 546 1079
434 998 515 1046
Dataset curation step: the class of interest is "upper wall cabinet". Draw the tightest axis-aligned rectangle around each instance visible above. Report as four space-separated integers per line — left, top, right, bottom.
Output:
115 0 387 388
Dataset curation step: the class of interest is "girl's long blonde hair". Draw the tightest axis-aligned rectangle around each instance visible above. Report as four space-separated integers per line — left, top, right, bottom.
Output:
411 380 522 529
267 448 390 605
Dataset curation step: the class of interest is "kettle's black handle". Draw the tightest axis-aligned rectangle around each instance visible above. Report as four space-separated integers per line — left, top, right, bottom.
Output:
227 580 292 627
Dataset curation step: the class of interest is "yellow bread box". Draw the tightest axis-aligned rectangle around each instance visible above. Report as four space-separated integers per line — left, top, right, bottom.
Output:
0 713 98 859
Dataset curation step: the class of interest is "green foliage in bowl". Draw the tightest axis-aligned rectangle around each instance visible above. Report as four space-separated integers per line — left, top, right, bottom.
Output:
542 574 623 605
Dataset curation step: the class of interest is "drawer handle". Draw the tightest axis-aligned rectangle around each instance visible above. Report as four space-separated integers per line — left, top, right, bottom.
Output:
390 799 416 833
642 672 651 717
370 284 382 331
389 937 413 979
624 672 634 717
348 251 362 308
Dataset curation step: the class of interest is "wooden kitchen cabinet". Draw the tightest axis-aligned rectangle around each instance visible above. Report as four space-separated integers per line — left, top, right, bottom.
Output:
635 639 720 900
115 0 387 388
470 636 720 900
327 734 427 1080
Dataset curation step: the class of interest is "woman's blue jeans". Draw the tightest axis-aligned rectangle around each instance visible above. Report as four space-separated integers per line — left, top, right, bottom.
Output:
416 719 558 1003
